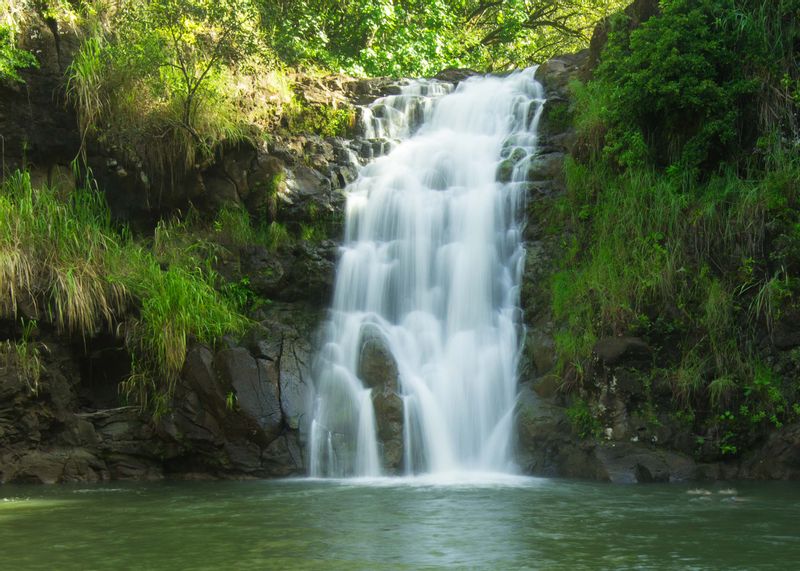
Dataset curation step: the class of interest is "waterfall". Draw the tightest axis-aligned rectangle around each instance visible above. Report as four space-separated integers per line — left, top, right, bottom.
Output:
310 67 545 477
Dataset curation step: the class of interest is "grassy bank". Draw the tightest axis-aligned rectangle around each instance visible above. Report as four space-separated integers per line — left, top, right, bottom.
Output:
0 170 249 413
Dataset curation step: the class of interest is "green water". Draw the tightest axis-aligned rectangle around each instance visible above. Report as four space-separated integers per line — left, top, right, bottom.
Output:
1 476 798 570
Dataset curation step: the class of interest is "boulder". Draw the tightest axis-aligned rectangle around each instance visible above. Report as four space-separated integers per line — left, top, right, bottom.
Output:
528 331 556 377
516 382 605 479
261 434 305 477
594 443 697 483
434 68 478 84
593 337 651 366
1 449 107 484
357 330 403 472
528 152 565 182
357 330 399 393
216 347 283 436
278 337 312 431
241 323 282 361
740 423 800 479
536 52 590 98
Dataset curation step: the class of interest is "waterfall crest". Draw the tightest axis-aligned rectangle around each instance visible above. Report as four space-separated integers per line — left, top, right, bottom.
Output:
310 68 544 477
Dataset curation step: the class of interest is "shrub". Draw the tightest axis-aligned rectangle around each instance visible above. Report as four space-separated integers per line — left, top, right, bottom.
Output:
0 170 248 414
550 0 800 453
0 23 37 82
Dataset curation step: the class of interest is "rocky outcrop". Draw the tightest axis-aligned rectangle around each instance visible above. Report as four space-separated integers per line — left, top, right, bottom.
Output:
516 377 800 484
0 303 319 484
357 329 404 472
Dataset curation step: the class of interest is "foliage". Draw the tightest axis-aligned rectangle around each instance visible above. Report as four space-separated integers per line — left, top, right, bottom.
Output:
285 101 356 138
261 0 629 76
114 0 264 138
66 0 286 186
0 23 37 83
0 170 248 414
0 319 42 394
550 0 800 456
566 398 601 438
586 0 800 174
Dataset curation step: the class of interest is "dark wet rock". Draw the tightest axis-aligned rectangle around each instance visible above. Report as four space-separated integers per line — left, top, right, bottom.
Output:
528 152 565 182
0 19 80 173
434 68 478 84
373 391 404 471
536 52 590 98
358 330 399 393
261 434 305 477
335 77 404 106
279 241 339 305
216 348 282 437
528 331 556 377
515 383 605 479
104 454 163 481
278 342 311 431
773 316 800 350
739 423 800 479
497 159 515 182
1 449 107 484
594 443 697 483
242 241 336 307
241 323 282 362
593 337 651 366
357 329 404 472
242 245 285 295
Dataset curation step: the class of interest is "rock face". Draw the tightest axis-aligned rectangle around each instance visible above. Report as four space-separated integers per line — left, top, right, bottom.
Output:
0 26 411 483
0 19 80 190
0 303 319 484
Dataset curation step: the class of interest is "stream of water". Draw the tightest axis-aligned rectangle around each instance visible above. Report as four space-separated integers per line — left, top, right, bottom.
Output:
310 68 543 477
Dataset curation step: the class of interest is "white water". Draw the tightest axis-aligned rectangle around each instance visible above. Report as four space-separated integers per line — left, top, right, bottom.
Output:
310 68 544 477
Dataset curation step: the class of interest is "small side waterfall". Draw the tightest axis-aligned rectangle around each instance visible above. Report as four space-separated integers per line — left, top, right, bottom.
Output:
310 68 545 477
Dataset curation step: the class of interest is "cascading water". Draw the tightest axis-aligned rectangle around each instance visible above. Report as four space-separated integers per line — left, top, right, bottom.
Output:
310 67 545 478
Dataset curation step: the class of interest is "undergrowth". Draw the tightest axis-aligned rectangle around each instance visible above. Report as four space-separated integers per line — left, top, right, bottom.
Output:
551 0 800 456
0 170 248 415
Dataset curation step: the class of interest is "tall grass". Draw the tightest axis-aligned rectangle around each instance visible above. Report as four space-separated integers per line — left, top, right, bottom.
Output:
118 252 248 412
213 205 256 247
66 36 107 154
0 170 128 334
0 171 248 413
552 150 799 410
720 0 800 137
0 318 42 394
66 35 239 181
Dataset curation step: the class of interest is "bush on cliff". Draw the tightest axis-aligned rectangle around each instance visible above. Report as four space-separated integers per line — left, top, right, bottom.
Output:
552 0 800 457
0 22 37 83
0 171 248 414
65 0 281 182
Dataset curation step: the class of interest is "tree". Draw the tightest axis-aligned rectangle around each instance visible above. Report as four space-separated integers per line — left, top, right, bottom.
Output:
257 0 628 75
118 0 263 141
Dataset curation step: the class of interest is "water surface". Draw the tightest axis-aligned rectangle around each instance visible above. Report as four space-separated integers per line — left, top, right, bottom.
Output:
2 477 799 570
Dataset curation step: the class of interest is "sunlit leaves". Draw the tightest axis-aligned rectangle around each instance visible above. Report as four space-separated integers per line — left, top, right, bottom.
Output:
0 23 37 83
